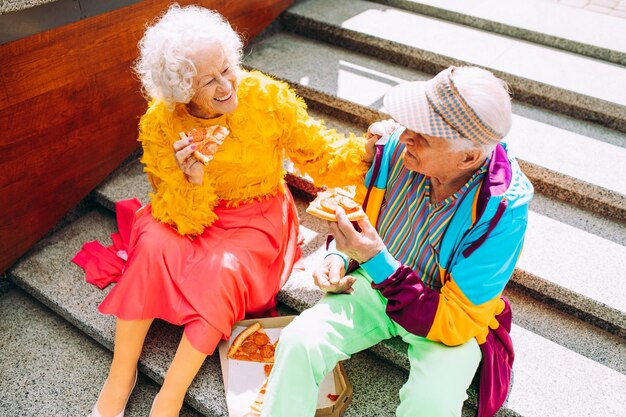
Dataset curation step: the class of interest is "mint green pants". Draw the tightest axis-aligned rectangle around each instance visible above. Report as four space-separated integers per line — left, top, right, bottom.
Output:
261 269 481 417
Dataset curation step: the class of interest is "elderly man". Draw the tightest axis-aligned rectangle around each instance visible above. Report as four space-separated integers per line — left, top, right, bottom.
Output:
261 66 533 417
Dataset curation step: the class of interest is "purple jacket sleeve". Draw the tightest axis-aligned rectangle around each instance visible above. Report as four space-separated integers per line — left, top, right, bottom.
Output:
371 265 440 337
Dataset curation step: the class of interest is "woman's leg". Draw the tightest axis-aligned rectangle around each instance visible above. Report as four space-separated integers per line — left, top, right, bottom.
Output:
396 333 481 417
149 332 210 417
261 269 396 417
95 318 153 417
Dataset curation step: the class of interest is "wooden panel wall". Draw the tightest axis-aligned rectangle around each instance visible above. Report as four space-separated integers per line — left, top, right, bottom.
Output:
0 0 292 273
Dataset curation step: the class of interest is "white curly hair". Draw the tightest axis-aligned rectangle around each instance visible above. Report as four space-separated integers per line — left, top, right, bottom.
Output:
134 4 244 109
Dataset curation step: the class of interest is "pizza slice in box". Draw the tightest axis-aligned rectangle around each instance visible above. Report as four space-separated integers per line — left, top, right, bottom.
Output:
179 125 230 165
227 322 276 363
306 187 365 222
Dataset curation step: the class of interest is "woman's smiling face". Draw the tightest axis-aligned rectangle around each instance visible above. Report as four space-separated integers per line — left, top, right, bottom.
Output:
187 42 239 118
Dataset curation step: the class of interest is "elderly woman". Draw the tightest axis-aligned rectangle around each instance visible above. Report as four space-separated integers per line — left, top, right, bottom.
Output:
80 5 369 417
262 66 533 417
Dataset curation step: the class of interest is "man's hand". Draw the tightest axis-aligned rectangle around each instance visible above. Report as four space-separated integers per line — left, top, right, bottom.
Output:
363 119 399 163
329 207 385 264
312 255 356 294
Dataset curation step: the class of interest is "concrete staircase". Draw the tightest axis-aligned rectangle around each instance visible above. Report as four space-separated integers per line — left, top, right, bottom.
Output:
0 288 204 417
3 0 626 416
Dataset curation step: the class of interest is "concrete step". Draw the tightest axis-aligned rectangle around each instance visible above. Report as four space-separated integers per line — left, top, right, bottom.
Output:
90 105 626 338
371 0 626 65
11 195 625 417
243 30 626 222
279 0 626 133
514 192 626 336
0 288 202 417
7 208 425 417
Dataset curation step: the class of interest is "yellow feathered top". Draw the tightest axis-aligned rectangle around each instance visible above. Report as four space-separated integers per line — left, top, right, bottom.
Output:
139 70 369 236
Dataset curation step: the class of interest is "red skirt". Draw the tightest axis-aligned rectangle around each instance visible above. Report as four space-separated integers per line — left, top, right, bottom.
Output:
75 188 302 354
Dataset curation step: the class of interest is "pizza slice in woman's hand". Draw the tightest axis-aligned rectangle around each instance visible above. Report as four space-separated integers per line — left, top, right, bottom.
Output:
179 125 230 165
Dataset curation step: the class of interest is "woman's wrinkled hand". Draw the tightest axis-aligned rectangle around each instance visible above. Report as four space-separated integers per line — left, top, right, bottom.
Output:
363 119 399 163
329 206 385 264
312 254 356 294
174 134 204 185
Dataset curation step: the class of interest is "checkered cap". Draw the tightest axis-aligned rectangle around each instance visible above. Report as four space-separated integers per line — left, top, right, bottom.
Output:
383 67 503 145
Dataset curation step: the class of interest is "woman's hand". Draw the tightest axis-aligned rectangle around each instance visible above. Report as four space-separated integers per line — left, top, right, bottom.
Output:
363 119 399 163
312 255 356 294
329 206 385 264
174 135 204 185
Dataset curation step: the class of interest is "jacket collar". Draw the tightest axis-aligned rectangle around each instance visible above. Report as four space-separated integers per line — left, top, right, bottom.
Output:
475 143 512 221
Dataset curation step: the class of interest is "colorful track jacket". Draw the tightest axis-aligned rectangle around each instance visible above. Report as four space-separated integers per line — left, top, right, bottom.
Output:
353 129 533 417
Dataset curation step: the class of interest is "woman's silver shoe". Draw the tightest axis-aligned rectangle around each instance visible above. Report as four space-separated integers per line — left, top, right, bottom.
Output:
88 369 138 417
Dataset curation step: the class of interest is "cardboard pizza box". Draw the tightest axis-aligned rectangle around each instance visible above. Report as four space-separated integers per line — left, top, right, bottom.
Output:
218 315 352 417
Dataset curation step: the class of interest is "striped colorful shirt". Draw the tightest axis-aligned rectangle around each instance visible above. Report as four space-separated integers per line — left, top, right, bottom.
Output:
376 144 488 291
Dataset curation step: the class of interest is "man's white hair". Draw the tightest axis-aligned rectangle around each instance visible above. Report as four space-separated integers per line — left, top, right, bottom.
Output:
134 4 243 109
449 66 512 156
